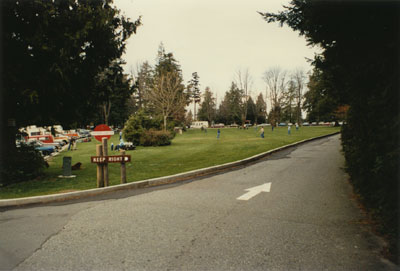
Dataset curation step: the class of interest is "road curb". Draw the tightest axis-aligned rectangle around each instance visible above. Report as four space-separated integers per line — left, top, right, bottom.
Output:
0 132 340 208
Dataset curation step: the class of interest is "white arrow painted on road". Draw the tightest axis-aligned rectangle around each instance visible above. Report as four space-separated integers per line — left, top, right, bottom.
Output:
237 183 271 201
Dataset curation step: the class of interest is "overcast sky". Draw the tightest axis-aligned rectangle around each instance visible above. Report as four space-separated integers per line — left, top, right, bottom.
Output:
113 0 319 105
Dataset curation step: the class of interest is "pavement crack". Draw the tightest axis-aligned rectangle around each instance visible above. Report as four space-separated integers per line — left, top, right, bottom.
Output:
12 202 102 270
13 224 66 270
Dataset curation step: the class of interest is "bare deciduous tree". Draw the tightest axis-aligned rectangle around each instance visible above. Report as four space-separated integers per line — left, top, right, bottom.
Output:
263 67 288 125
235 68 253 124
292 68 306 124
145 71 187 131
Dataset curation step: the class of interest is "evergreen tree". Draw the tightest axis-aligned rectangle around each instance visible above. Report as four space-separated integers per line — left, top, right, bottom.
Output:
219 82 243 125
246 97 257 125
95 60 133 126
155 42 181 76
255 93 267 124
185 110 193 127
197 87 216 125
149 43 187 129
281 80 296 123
135 61 154 111
303 68 338 122
1 0 141 185
188 72 201 120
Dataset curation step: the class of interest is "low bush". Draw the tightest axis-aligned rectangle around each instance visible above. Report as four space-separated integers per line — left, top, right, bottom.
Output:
123 111 162 145
140 129 173 146
0 144 47 187
123 112 175 147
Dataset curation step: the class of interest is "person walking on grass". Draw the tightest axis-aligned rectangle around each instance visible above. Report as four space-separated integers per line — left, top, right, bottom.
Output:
217 128 221 139
72 137 77 150
288 125 291 135
260 127 265 138
68 137 72 151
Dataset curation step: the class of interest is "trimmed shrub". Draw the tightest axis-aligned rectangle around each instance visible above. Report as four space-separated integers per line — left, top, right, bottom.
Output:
123 111 175 147
140 129 173 146
123 111 162 145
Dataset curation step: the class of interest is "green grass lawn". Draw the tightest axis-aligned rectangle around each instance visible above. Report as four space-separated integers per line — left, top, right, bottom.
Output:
0 126 340 199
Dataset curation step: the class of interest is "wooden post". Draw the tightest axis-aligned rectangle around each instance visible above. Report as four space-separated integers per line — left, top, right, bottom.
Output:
120 150 127 184
102 137 109 187
96 145 104 188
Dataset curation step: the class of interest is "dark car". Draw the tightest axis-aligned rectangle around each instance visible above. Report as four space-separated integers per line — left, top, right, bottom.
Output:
29 141 56 156
122 142 136 151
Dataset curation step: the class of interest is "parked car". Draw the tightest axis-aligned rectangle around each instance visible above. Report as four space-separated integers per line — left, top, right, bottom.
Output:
26 137 62 150
26 134 67 146
77 129 91 138
115 142 135 151
302 122 310 126
122 142 136 151
212 123 225 128
28 141 56 156
278 123 287 126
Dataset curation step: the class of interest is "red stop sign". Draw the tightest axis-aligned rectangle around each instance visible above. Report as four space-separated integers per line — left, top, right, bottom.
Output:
91 124 114 142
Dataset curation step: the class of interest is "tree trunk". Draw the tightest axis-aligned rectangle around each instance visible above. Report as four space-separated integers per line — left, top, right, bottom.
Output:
163 115 167 131
297 102 302 124
194 100 197 121
103 102 112 125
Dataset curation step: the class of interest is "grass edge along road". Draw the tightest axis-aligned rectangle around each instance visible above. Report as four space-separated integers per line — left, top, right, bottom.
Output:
0 126 340 199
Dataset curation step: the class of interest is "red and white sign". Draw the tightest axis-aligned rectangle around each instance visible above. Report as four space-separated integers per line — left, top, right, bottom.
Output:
91 124 114 142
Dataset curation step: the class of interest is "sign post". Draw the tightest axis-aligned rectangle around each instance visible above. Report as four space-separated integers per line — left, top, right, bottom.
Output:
91 125 130 186
96 145 104 188
120 150 127 184
102 138 109 187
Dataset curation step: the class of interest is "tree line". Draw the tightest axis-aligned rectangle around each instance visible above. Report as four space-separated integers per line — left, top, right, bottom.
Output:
193 67 307 127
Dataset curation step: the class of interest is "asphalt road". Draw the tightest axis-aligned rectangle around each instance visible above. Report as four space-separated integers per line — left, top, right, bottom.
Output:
1 135 397 270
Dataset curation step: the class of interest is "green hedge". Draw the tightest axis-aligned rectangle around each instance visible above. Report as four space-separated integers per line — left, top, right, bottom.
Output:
123 111 175 147
123 111 162 145
341 91 399 258
140 129 173 146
